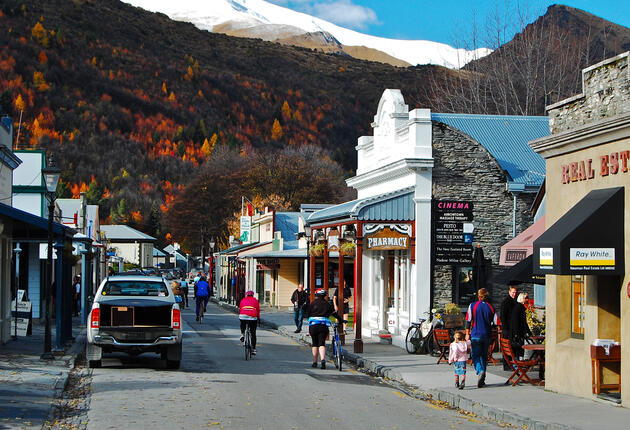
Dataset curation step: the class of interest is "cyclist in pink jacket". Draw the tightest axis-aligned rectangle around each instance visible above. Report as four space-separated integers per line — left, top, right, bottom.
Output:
239 291 260 355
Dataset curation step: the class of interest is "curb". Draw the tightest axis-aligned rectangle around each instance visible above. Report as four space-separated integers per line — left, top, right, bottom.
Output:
211 298 571 430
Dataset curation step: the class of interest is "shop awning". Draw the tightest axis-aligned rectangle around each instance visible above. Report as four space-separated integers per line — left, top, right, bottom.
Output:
499 216 546 266
533 187 624 275
307 186 414 224
494 255 545 285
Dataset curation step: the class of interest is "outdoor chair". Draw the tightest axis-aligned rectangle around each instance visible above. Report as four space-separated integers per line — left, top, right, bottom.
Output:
433 328 451 364
487 326 499 365
499 338 540 386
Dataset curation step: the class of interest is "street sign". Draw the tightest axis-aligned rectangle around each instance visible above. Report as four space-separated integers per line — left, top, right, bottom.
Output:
433 200 474 265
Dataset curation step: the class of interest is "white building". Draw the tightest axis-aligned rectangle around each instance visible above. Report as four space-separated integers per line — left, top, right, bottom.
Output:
100 225 155 269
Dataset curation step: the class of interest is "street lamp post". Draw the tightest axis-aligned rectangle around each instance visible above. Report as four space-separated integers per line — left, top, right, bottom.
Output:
12 243 22 340
41 155 61 360
208 237 215 293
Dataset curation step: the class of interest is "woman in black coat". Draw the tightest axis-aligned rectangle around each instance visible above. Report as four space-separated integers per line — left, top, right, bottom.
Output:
509 292 532 359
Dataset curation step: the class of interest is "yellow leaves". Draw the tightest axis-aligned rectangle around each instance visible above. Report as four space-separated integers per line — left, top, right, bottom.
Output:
184 65 194 81
121 168 129 178
201 138 212 157
168 91 176 102
271 118 283 140
31 22 49 47
14 94 25 112
33 71 50 92
162 82 168 94
281 100 291 121
210 133 218 147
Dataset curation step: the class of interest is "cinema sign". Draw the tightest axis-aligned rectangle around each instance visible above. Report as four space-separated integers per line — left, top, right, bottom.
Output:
364 224 412 251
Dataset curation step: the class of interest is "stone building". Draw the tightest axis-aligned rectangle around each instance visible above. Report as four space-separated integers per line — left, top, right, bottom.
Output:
306 89 549 351
531 52 630 406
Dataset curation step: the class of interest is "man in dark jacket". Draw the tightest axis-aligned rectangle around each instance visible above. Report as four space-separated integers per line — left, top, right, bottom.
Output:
499 285 518 370
291 283 308 333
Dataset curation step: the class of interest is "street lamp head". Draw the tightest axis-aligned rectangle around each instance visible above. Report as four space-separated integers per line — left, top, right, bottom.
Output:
42 154 61 194
304 224 312 238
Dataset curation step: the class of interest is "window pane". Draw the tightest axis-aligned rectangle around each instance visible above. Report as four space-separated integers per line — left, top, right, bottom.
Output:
571 275 584 336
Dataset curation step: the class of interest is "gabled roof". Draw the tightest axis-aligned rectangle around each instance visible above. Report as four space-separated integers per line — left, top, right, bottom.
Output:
153 248 167 257
307 187 415 224
431 113 549 189
101 225 156 241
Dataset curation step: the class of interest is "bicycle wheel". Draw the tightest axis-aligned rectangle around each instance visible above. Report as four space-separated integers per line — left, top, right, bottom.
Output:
335 339 343 371
244 328 251 360
405 326 420 354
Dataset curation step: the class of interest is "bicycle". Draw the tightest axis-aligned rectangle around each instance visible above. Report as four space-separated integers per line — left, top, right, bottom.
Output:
244 324 253 360
405 312 443 355
331 319 347 371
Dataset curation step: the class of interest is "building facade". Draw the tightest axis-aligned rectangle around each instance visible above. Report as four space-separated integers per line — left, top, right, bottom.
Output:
531 52 630 406
307 89 548 351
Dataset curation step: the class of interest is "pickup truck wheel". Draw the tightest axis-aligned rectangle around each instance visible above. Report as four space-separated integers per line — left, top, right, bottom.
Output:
88 359 102 368
166 360 180 369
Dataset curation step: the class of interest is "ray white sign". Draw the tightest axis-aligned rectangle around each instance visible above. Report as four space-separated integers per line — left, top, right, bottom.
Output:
570 248 615 270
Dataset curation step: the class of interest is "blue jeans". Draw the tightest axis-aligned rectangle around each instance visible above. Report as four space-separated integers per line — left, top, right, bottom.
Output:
471 336 490 375
294 307 304 331
196 296 209 317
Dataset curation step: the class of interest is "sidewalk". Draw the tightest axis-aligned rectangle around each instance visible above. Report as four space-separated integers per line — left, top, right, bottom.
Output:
213 299 630 430
0 319 85 429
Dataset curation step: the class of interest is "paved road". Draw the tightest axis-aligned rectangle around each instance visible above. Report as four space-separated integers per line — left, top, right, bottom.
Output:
86 302 500 430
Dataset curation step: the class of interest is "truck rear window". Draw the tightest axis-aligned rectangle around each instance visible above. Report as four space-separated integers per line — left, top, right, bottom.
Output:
101 281 169 296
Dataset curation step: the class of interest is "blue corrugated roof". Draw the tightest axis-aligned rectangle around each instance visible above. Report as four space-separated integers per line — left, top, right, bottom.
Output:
431 113 549 189
307 187 415 224
275 212 300 250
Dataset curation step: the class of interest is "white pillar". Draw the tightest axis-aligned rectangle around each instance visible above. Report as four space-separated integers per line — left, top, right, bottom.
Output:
414 193 432 321
393 252 399 334
378 254 385 331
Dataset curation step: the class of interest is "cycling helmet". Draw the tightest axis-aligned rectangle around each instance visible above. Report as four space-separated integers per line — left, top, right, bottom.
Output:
315 288 326 296
245 290 255 296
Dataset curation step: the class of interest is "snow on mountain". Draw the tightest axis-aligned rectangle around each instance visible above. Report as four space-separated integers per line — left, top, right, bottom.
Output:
124 0 491 68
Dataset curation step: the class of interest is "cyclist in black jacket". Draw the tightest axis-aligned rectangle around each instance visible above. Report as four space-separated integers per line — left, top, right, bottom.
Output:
307 288 341 369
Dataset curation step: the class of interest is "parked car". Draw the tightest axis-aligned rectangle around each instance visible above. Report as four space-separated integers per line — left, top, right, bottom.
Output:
86 276 183 369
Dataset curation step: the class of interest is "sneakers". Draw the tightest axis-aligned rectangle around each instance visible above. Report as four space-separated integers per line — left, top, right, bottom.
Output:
455 380 460 388
321 361 326 370
196 316 199 322
311 362 318 368
294 329 301 333
477 371 486 388
459 381 465 390
240 335 244 343
251 349 256 355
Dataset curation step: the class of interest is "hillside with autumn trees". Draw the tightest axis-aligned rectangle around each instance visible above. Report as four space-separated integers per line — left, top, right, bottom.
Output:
0 0 453 250
2 0 628 252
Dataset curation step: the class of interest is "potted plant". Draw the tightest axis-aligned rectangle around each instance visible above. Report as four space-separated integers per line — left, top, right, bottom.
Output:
339 241 356 256
442 302 465 328
309 243 325 257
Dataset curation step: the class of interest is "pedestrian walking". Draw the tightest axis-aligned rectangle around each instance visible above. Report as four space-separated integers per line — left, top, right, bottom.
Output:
72 276 81 317
499 285 518 370
465 287 497 388
448 331 471 390
179 278 188 308
509 292 532 359
290 283 308 333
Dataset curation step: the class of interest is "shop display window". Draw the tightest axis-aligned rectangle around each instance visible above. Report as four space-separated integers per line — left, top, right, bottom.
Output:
454 266 476 308
571 275 585 338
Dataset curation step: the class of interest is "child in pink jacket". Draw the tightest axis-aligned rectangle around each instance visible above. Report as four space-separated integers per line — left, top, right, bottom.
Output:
448 331 471 389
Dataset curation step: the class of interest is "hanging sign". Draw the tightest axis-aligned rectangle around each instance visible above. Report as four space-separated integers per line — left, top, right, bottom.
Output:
364 224 411 251
433 200 474 264
240 216 251 244
327 228 340 252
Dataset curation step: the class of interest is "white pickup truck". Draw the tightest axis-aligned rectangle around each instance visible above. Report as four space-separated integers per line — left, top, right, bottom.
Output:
86 275 183 369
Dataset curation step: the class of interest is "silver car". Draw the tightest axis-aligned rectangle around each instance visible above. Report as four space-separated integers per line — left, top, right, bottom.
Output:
86 276 183 369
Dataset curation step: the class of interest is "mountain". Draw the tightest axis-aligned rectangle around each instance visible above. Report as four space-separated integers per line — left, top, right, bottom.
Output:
123 0 492 68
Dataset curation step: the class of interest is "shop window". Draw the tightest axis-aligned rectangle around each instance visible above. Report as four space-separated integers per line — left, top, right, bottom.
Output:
571 275 585 338
454 266 475 308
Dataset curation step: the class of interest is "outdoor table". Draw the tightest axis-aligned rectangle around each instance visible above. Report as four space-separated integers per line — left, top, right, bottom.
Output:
522 343 545 382
590 345 621 395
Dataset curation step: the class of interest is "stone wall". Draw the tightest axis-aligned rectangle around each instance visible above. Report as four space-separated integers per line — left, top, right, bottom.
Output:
431 122 536 310
549 52 630 134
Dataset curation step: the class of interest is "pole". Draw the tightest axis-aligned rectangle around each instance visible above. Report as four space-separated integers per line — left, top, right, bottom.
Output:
354 222 363 353
42 197 54 359
12 244 21 340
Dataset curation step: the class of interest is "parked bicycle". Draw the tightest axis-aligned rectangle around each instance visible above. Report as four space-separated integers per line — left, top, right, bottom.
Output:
331 319 347 371
405 311 443 355
244 323 253 360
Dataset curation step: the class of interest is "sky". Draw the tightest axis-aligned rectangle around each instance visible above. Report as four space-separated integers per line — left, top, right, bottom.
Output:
268 1 630 45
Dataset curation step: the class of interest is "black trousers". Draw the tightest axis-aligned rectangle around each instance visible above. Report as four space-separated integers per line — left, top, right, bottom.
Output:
240 319 258 349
